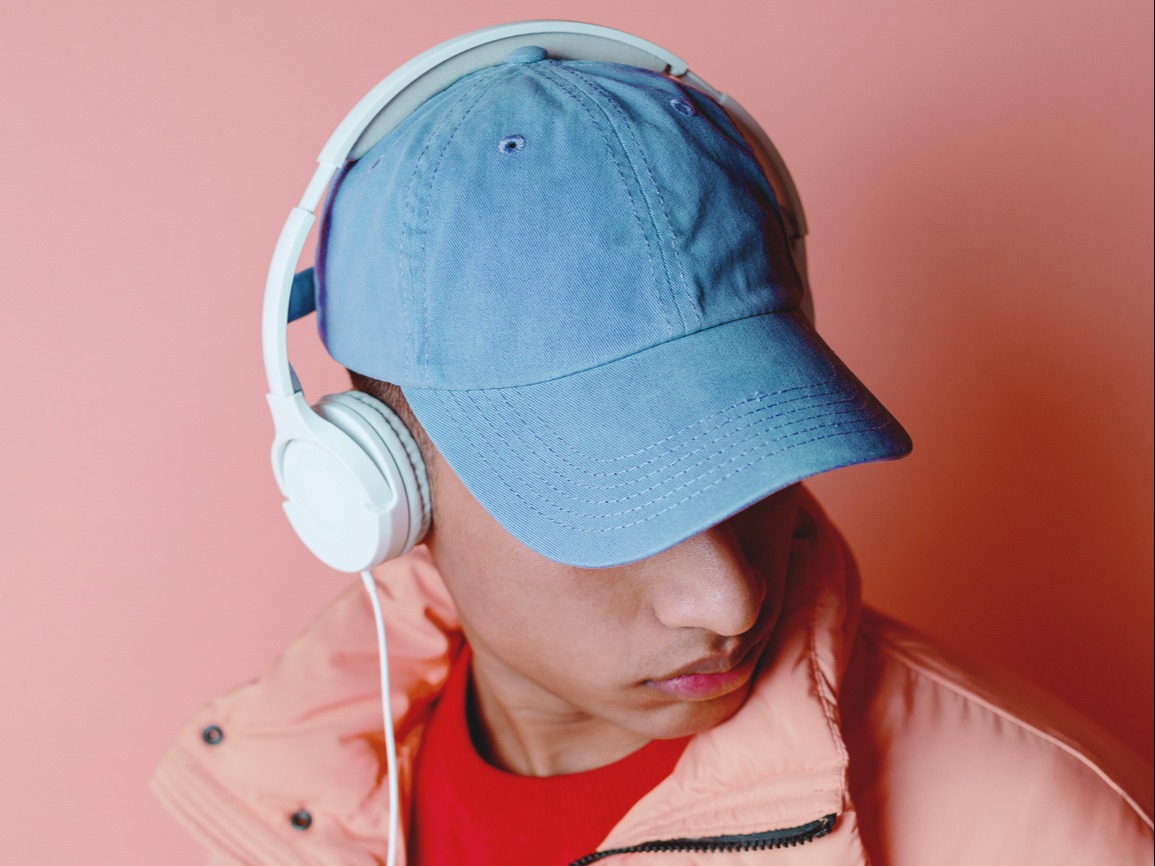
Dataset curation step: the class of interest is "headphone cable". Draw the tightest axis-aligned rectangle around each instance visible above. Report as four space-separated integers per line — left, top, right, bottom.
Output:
360 568 400 866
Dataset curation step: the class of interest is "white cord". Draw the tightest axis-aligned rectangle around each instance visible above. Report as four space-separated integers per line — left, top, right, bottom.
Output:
360 569 400 866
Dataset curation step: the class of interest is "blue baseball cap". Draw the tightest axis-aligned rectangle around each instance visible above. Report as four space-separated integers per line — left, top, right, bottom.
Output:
314 47 911 567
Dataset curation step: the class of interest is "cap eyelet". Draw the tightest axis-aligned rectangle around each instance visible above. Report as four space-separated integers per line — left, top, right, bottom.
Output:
290 810 313 831
670 98 697 117
498 135 526 155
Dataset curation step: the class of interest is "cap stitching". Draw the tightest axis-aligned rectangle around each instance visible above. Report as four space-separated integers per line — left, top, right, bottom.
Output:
494 382 864 479
536 64 672 337
569 66 696 333
417 70 503 382
395 69 499 386
492 394 879 498
463 410 894 530
450 387 884 506
395 71 488 384
397 307 812 390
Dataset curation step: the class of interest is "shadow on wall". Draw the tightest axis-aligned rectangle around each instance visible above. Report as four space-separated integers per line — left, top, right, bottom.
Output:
809 65 1153 765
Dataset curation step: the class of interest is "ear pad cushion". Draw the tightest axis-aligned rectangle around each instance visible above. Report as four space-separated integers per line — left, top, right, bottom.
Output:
338 390 432 543
275 389 431 572
313 391 430 556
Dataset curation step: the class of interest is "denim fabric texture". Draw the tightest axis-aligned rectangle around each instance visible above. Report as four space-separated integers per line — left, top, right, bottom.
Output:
316 49 911 566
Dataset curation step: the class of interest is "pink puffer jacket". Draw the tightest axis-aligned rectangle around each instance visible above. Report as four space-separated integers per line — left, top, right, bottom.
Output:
152 492 1153 865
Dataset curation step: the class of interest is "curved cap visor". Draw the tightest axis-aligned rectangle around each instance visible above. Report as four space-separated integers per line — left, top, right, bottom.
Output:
405 309 911 568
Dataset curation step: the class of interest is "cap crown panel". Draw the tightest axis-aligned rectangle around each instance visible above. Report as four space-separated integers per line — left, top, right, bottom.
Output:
320 59 803 389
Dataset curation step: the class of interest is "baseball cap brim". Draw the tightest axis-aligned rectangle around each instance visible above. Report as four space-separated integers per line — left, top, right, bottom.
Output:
403 308 911 568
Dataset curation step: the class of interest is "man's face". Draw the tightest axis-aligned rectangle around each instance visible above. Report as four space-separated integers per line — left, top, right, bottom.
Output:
423 444 802 775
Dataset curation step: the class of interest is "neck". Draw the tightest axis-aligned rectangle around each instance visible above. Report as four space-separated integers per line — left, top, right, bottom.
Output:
466 656 651 776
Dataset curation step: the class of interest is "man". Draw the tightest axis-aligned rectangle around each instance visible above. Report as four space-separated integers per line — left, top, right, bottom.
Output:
153 24 1153 866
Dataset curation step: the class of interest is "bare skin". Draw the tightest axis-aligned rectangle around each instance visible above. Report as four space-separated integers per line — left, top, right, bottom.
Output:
421 443 802 777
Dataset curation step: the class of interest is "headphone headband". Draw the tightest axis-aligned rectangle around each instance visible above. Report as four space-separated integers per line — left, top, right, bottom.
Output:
264 20 811 400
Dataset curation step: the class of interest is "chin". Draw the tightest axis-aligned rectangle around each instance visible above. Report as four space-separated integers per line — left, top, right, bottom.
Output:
635 683 753 740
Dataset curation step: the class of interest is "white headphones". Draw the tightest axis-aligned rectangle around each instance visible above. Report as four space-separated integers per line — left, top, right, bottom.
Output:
263 20 813 574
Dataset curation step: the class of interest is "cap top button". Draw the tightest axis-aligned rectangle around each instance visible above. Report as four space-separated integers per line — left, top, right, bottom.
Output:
506 45 548 64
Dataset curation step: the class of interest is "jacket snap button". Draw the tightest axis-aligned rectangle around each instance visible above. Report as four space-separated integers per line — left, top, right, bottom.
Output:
201 725 224 745
290 810 313 831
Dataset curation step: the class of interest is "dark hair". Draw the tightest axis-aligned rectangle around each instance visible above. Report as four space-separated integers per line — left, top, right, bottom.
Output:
347 370 434 462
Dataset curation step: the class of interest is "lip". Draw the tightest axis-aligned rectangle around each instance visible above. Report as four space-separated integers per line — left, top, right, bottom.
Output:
645 637 765 702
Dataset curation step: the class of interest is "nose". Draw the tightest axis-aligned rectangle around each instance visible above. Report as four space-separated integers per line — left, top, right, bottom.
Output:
646 522 766 637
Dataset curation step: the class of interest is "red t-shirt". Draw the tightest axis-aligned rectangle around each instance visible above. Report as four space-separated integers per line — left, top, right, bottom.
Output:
409 648 689 866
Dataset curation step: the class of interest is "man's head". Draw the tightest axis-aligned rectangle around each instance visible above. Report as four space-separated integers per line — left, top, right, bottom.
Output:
312 38 910 770
319 49 911 572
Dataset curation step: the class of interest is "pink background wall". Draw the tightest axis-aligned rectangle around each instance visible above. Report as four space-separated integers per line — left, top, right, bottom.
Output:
1 0 1150 862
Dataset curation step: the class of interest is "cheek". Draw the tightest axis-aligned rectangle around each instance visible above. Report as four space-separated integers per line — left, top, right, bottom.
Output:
461 578 630 677
448 570 648 706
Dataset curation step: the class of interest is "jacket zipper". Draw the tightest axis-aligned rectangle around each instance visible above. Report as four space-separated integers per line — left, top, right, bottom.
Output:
567 813 837 865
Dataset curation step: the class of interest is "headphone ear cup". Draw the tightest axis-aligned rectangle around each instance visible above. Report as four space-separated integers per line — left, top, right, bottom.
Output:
273 391 430 572
326 390 431 545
